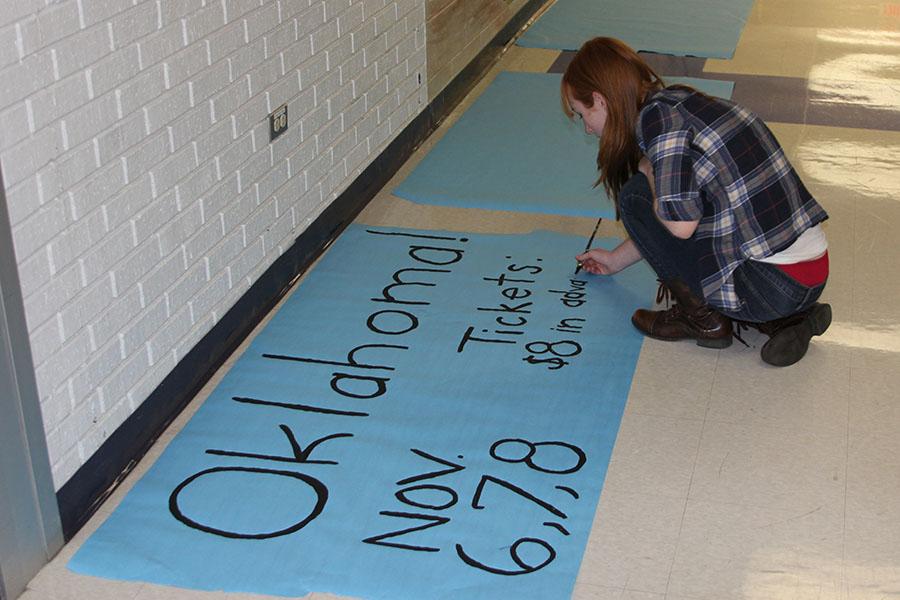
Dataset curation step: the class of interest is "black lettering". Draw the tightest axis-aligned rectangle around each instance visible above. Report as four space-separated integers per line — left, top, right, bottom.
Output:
476 301 533 315
496 315 528 327
555 485 579 499
262 342 407 371
552 317 585 333
501 286 532 300
366 229 466 242
548 289 586 301
331 372 389 399
395 484 458 511
397 448 466 486
231 396 369 417
507 263 543 275
456 538 555 576
558 317 585 329
362 511 450 552
169 467 327 539
207 425 353 465
408 245 465 266
483 273 535 286
366 310 419 336
491 438 586 475
457 326 517 353
471 474 566 519
544 522 570 536
488 328 524 336
371 267 450 306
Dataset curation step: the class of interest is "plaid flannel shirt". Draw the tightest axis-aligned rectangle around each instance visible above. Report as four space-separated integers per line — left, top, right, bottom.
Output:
637 87 828 312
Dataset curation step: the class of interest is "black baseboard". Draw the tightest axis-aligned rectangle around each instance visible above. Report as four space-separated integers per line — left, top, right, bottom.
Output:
56 0 548 540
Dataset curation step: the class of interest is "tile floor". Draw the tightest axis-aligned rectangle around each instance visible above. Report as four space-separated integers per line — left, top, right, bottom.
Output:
22 0 900 598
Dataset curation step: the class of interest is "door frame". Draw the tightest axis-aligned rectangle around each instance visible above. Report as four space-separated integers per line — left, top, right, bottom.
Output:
0 167 63 600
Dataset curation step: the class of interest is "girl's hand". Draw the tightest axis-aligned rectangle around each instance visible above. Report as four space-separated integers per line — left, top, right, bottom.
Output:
576 247 623 275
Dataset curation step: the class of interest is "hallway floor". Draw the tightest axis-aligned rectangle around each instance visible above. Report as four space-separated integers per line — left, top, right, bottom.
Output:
23 0 900 598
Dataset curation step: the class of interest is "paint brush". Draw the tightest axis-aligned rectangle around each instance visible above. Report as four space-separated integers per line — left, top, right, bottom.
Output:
574 217 603 275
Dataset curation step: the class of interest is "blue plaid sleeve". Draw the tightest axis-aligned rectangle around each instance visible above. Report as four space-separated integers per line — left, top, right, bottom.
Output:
640 103 704 222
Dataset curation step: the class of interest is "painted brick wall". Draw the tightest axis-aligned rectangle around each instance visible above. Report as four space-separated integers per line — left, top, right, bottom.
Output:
0 0 427 489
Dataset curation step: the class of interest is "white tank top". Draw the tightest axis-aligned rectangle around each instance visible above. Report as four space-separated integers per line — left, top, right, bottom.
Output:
755 224 828 265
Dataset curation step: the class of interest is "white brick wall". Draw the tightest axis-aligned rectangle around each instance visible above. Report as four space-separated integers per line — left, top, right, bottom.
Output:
0 0 428 489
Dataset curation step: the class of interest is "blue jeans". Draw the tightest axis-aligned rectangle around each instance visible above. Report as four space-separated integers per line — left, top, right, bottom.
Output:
618 173 824 323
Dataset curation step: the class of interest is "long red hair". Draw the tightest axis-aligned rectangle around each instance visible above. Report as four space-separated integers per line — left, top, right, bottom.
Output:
561 37 664 217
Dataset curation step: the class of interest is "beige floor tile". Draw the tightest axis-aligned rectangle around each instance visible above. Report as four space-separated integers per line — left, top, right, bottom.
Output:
707 0 900 80
751 0 898 30
14 592 51 600
787 124 900 333
804 31 900 112
571 583 666 600
705 25 821 79
793 126 900 203
704 25 900 87
843 511 900 598
844 350 900 580
766 123 806 160
848 348 900 433
704 342 851 435
132 585 233 600
500 45 561 73
575 490 685 593
25 496 144 600
850 201 900 332
844 587 900 600
688 419 846 512
620 339 718 421
24 570 143 600
601 412 704 499
667 500 843 600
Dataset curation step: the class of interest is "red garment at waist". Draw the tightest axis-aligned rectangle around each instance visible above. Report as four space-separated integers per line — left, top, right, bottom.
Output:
775 250 829 286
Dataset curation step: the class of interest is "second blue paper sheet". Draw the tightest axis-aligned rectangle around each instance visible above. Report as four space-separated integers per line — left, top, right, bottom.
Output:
393 72 734 219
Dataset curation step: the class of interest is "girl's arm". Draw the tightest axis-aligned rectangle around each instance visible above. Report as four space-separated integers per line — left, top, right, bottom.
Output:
639 157 699 240
576 238 642 275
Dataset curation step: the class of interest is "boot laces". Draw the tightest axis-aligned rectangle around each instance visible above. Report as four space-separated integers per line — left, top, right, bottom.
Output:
755 311 807 336
655 280 673 307
655 280 736 340
732 321 750 348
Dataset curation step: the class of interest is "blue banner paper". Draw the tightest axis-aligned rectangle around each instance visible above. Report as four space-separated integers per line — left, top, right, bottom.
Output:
393 72 733 218
69 225 656 599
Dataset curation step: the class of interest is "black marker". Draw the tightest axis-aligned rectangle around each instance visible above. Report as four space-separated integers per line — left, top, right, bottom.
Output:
574 217 602 274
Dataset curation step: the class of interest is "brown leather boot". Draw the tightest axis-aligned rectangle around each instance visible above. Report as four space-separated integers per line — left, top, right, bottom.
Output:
755 302 831 366
631 279 733 348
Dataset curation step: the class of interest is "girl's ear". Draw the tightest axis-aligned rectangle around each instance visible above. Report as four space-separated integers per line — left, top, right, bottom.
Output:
591 91 607 108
